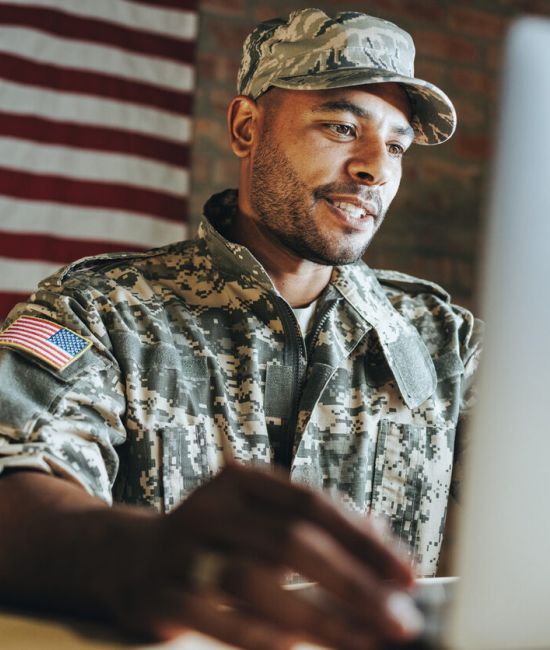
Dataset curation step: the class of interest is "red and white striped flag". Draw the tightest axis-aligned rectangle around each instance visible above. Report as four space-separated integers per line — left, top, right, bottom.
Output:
0 0 199 318
0 315 91 369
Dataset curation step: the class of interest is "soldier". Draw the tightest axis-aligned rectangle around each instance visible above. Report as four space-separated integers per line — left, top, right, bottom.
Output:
0 9 482 650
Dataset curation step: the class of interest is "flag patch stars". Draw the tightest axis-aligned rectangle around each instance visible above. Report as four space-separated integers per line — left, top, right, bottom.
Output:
0 316 91 370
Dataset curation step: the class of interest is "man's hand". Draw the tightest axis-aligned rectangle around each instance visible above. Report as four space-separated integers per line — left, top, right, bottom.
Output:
106 464 422 649
0 465 423 650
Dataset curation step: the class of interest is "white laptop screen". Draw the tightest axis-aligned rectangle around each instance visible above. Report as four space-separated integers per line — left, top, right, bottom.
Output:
445 16 550 650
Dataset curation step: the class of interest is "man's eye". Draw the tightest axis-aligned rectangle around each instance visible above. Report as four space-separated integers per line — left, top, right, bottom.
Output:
326 123 356 138
388 143 405 156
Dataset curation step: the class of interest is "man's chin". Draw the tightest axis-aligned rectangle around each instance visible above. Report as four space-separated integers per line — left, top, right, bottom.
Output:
295 245 368 266
267 228 370 266
304 236 373 266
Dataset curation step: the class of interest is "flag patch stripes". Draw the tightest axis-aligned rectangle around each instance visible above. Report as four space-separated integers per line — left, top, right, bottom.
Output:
0 315 91 369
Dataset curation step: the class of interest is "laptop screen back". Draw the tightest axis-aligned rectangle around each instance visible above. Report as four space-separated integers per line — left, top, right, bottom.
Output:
444 16 550 650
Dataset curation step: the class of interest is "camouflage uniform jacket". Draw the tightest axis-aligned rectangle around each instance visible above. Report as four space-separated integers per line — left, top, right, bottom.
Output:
0 190 482 576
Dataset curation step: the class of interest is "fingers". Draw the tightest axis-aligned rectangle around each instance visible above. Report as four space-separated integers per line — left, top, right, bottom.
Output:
231 519 420 641
220 464 414 585
278 522 420 639
184 508 397 635
165 464 423 645
215 560 379 650
175 513 421 643
154 590 296 650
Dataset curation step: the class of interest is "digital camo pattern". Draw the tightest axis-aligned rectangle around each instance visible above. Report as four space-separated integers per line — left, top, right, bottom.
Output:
237 8 456 145
0 189 482 576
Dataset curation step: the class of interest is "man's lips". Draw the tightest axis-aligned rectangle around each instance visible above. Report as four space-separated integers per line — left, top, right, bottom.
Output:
322 196 378 232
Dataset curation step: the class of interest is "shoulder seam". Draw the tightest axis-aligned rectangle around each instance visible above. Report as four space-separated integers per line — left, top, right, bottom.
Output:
57 243 186 282
374 269 450 302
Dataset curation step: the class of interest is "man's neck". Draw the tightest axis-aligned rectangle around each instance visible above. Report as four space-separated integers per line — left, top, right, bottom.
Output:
229 210 333 308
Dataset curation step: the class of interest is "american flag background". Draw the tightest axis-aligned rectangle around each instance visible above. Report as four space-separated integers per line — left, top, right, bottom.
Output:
0 0 198 318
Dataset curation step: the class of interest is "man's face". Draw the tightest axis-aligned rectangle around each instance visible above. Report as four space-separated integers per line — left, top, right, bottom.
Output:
249 83 414 265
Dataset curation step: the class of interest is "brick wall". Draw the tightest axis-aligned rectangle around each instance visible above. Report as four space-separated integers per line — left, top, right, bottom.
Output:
191 1 550 311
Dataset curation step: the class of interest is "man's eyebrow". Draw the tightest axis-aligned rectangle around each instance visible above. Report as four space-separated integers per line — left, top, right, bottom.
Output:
311 99 415 141
312 100 370 118
393 123 415 141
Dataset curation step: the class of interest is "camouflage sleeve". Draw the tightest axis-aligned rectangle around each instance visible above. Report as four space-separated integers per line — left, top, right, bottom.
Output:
0 285 127 505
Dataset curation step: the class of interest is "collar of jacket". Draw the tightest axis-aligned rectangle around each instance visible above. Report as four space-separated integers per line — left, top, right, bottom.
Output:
200 189 437 409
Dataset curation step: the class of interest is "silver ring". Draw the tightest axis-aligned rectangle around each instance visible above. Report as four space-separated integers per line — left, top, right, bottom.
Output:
188 550 226 592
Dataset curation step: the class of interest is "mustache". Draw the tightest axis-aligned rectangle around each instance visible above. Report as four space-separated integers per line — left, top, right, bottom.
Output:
313 183 383 216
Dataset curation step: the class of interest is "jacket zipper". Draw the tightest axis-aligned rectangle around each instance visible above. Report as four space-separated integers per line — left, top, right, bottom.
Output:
275 297 306 469
308 299 338 351
275 297 339 469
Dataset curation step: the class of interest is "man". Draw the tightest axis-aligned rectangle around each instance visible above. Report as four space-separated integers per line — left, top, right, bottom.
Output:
0 9 482 650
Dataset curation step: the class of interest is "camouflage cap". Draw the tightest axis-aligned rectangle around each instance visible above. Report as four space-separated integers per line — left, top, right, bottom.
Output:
237 8 457 145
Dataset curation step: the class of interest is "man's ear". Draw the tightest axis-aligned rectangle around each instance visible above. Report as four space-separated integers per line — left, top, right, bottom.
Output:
227 96 261 158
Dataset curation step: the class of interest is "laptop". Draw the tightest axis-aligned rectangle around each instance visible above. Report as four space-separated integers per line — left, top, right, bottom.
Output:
415 15 550 650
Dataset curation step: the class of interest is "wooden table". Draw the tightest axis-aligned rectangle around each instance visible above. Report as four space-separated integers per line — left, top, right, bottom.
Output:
0 608 322 650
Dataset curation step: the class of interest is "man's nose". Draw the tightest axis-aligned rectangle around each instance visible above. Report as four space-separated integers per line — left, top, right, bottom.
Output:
346 140 390 186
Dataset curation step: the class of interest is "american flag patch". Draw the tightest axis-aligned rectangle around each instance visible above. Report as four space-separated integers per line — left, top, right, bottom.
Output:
0 316 91 370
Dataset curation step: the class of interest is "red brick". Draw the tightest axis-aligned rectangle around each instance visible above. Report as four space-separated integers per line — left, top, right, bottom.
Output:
206 157 237 187
452 97 485 128
454 132 492 161
218 157 239 185
193 118 227 143
414 59 447 89
213 83 236 101
200 0 246 16
399 1 446 25
331 0 445 26
188 194 205 225
206 21 251 52
410 256 442 284
507 0 550 14
448 7 506 40
449 67 491 96
190 157 210 186
486 43 505 70
254 5 280 22
422 157 482 184
197 54 240 85
453 259 477 295
414 30 480 64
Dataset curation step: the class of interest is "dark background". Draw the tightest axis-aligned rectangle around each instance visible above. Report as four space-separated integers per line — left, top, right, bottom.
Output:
190 0 550 311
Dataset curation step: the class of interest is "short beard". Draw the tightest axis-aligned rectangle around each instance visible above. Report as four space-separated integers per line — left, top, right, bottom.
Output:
249 129 387 266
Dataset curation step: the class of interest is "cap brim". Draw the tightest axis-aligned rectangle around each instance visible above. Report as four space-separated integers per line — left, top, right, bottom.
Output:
269 69 457 146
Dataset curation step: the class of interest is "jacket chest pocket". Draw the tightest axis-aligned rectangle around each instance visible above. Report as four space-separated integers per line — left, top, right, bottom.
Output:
370 420 454 577
117 353 216 512
160 421 216 512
